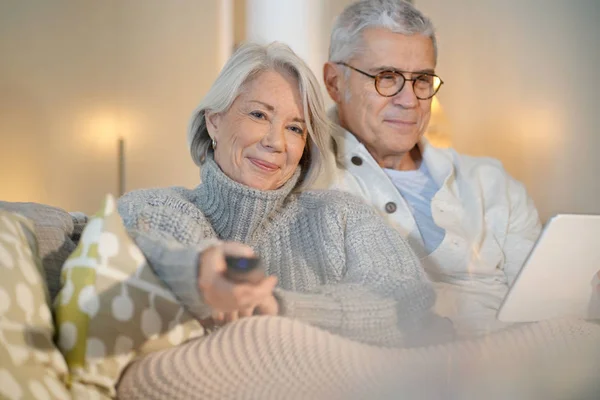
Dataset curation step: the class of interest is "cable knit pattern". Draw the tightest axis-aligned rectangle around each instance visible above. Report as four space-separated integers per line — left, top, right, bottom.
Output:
117 156 446 347
117 316 600 399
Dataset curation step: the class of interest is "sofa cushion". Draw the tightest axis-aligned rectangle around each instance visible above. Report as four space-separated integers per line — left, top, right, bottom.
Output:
0 202 86 302
53 195 203 398
0 210 71 400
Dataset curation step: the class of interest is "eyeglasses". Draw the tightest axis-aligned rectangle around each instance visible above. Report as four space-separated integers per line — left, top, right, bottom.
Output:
336 62 443 100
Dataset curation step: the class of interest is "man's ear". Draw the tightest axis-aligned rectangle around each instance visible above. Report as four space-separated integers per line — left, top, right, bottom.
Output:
323 62 344 104
204 110 221 139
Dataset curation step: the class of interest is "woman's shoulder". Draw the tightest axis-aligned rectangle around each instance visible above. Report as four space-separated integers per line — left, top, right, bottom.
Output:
120 186 197 206
295 189 377 216
118 186 203 217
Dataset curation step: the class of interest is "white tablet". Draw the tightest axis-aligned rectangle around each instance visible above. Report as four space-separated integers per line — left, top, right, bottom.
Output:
497 214 600 322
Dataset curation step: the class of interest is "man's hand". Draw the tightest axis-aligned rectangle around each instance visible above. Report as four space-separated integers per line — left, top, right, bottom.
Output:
198 241 277 326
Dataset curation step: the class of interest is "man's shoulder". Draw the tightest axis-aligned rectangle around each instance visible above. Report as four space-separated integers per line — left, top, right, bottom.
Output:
312 157 364 194
444 149 531 201
444 148 510 179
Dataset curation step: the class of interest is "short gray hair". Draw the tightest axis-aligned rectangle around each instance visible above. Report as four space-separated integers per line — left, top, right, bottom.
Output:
329 0 437 64
188 42 332 190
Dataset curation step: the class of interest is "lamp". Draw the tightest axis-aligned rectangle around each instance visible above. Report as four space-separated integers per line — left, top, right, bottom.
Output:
117 137 126 197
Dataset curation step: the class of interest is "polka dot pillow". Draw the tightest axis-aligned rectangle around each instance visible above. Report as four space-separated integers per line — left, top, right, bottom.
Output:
0 211 71 400
54 195 204 398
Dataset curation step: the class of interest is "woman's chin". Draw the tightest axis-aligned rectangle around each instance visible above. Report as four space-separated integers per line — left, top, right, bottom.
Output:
240 174 278 191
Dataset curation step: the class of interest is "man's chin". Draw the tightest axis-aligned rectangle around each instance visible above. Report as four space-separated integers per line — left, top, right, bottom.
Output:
384 131 421 149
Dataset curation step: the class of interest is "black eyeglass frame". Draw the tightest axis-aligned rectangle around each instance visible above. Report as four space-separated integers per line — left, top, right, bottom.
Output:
336 62 444 100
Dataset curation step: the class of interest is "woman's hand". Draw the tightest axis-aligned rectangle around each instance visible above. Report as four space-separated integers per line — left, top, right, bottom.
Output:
255 294 280 316
198 241 278 326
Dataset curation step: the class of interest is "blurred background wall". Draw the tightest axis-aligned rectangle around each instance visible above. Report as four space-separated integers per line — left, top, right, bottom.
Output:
417 0 600 221
1 0 599 221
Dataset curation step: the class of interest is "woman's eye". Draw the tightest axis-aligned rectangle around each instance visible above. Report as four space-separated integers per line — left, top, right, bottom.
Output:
288 126 304 135
250 111 266 119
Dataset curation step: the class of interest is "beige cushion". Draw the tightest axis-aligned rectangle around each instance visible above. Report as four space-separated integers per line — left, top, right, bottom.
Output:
0 202 85 301
0 211 71 400
53 195 203 397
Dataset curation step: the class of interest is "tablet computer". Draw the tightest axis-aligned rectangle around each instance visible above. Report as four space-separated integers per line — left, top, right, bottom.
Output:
497 214 600 322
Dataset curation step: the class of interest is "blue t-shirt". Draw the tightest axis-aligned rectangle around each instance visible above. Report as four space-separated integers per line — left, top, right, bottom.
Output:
384 162 446 255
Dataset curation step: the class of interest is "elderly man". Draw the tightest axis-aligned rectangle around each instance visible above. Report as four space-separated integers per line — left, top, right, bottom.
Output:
317 0 541 337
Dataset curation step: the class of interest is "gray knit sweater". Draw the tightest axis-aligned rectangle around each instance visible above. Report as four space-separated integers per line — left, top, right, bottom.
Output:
117 156 450 347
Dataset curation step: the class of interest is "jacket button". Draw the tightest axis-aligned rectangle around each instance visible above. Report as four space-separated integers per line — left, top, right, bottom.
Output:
351 156 363 166
385 202 397 213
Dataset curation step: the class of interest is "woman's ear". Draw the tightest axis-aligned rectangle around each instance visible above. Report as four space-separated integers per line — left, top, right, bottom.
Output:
323 62 344 104
204 110 221 139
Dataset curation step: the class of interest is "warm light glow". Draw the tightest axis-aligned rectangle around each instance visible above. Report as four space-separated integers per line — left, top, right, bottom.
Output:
76 108 139 151
425 96 452 148
516 106 565 152
79 109 119 150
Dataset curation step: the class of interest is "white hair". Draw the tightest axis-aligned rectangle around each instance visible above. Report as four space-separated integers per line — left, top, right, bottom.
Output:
329 0 437 65
188 42 332 191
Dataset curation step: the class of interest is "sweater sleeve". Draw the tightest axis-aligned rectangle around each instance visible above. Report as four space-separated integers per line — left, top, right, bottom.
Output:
117 190 220 320
275 198 453 347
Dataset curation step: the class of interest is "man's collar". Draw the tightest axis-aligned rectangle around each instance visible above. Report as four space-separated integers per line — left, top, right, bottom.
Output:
327 106 364 161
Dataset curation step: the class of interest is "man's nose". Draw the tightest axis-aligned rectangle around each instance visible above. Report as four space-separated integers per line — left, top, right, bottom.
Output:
391 81 418 108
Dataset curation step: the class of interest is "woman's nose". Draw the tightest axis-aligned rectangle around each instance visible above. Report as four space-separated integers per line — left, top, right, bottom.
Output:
260 124 285 151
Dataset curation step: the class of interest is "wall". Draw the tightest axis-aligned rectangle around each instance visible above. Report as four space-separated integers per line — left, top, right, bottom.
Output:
5 0 597 220
0 1 120 212
241 0 354 107
114 0 220 193
0 0 220 213
415 0 600 221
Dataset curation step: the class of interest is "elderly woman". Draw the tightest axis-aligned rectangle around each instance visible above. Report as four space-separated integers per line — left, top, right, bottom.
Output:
116 43 600 399
116 42 447 348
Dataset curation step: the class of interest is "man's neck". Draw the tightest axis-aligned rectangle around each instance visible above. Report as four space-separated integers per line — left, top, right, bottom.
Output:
367 145 423 171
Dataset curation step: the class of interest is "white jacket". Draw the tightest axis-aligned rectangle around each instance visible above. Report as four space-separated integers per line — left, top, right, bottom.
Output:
315 116 542 337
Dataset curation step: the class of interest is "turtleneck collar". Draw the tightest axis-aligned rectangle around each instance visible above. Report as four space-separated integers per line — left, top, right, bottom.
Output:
195 154 301 243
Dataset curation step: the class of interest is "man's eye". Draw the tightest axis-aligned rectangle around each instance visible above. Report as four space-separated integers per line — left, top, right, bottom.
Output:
416 75 433 84
379 73 397 81
250 111 266 119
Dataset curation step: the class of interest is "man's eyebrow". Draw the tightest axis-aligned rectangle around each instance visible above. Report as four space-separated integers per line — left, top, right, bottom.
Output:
369 66 436 75
249 100 306 124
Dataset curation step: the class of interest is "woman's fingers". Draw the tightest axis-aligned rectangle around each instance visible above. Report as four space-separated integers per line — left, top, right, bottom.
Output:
199 241 254 281
224 310 239 323
255 294 279 316
221 241 256 258
238 307 256 318
211 311 224 326
202 271 276 312
198 241 277 313
251 275 278 300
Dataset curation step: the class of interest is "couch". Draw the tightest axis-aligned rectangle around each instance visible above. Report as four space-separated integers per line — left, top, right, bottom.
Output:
0 198 202 399
2 200 600 400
